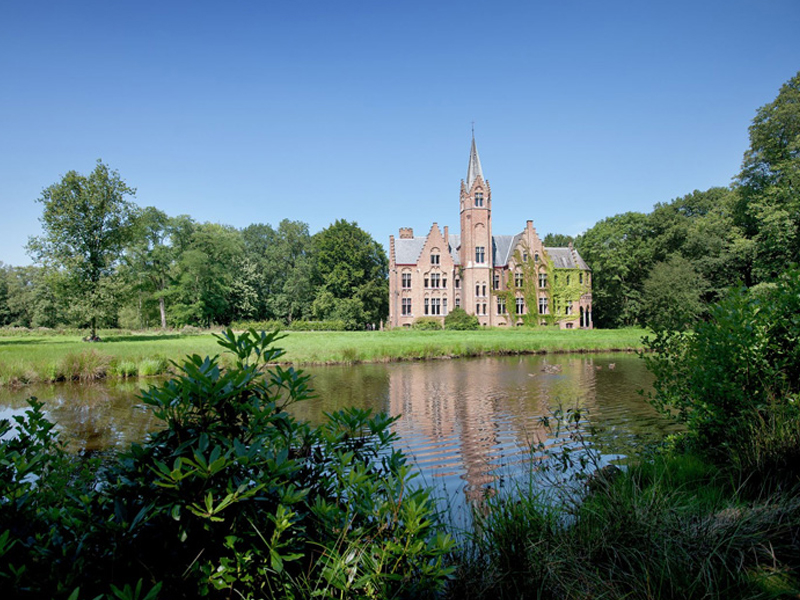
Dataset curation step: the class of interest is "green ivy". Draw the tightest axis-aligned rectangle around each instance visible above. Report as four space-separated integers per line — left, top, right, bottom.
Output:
493 244 589 327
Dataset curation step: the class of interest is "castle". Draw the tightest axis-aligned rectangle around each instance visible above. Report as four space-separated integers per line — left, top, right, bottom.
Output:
388 137 593 328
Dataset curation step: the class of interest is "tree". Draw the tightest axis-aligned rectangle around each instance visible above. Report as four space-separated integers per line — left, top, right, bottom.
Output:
123 206 174 328
27 161 138 339
169 222 244 326
0 263 9 326
312 220 388 328
241 219 315 323
543 233 575 247
642 255 708 332
735 71 800 283
575 212 654 328
650 187 748 303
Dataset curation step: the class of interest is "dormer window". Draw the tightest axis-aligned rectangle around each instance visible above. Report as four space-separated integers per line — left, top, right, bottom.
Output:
475 192 484 207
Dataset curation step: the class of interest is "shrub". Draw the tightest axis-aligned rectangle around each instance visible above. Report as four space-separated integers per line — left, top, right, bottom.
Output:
0 329 455 598
230 319 284 331
413 317 443 330
288 319 347 331
444 307 480 330
644 269 800 466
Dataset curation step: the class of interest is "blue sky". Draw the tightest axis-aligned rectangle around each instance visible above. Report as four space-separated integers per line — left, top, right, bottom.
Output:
1 0 798 266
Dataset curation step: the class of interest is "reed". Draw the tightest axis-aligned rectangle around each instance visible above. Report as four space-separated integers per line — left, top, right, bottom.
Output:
448 449 800 599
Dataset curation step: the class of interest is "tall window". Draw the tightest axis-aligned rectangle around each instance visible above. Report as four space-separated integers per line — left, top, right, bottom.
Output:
579 272 584 284
455 296 461 308
401 273 411 288
475 284 480 297
424 276 429 288
539 273 548 288
424 298 429 315
493 273 500 289
443 298 448 315
431 273 441 288
482 284 487 297
431 298 441 315
514 272 523 287
475 246 485 263
497 297 507 314
431 253 440 265
442 277 447 288
538 297 548 315
515 297 525 314
401 298 412 315
455 278 460 289
534 253 539 263
475 192 484 207
566 301 572 315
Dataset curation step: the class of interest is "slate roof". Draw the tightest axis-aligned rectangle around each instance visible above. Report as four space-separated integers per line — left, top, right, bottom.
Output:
394 233 590 271
492 234 523 267
545 246 590 270
393 237 427 265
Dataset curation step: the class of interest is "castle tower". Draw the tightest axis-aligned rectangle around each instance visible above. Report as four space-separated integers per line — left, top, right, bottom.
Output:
459 135 493 325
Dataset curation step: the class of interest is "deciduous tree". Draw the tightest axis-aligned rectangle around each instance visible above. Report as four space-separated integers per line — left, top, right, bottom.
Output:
27 161 138 339
735 70 800 283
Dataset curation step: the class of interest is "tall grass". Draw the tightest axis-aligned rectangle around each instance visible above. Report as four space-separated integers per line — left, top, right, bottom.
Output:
448 448 800 599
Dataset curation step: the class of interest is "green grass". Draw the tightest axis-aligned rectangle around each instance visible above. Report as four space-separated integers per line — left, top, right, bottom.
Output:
448 450 800 599
0 327 647 385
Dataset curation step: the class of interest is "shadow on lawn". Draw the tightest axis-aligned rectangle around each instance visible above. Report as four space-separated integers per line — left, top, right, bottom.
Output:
102 334 188 343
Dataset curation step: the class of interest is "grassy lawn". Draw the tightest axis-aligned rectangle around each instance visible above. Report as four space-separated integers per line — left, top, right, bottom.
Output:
0 327 648 385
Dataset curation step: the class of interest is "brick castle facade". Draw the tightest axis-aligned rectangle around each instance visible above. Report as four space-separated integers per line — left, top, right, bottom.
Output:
388 137 593 328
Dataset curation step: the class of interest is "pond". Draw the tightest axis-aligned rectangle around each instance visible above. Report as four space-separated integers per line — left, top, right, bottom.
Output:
0 352 677 514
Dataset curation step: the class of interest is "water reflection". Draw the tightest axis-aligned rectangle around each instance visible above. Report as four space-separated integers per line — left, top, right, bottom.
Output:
0 353 676 505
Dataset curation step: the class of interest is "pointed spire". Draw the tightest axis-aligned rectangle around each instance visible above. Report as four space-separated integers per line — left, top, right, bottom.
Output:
466 131 484 190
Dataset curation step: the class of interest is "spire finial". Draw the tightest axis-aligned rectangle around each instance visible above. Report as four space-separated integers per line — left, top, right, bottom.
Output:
466 130 484 190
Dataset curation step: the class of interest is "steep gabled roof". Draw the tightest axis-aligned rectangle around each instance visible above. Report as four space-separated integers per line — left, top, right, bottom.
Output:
393 237 427 265
545 246 590 270
493 234 523 267
448 234 461 265
394 235 461 265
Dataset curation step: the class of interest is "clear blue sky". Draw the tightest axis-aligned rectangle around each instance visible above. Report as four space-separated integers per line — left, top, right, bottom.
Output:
1 0 798 266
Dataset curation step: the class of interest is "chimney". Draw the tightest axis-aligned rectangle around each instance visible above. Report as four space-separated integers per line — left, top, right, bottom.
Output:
444 225 449 244
399 227 414 239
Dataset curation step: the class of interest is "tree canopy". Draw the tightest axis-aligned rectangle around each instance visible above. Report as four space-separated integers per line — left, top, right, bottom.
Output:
26 161 138 338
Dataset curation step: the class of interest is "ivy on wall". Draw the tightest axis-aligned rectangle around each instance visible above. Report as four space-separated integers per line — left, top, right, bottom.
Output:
493 244 589 327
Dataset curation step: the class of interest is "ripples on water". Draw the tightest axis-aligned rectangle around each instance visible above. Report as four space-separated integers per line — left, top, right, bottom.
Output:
0 353 678 516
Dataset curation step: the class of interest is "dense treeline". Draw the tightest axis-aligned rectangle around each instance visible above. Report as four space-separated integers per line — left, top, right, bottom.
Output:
1 209 387 331
575 71 800 329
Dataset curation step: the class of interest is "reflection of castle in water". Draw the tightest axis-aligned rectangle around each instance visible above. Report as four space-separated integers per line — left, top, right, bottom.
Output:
387 356 600 502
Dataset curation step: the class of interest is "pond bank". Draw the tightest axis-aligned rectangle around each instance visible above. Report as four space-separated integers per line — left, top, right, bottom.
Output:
0 327 647 386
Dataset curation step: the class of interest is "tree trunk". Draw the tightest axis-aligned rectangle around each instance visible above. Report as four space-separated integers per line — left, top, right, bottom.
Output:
159 296 167 329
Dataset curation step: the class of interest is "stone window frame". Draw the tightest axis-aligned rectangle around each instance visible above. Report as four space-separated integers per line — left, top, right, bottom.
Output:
538 296 548 315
